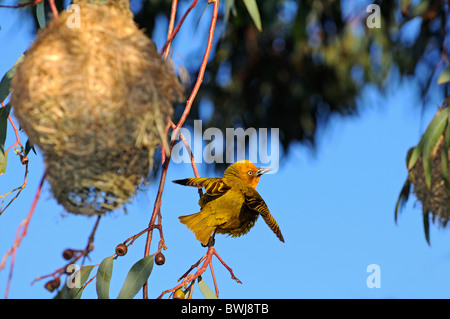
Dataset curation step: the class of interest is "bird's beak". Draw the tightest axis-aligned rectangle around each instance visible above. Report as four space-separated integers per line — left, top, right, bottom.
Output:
255 167 273 177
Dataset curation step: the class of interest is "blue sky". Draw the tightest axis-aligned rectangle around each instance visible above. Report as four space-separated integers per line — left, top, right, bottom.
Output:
1 1 450 299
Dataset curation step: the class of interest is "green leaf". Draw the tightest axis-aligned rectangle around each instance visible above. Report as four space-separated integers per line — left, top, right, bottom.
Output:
197 276 217 299
0 151 7 175
408 109 450 171
117 254 154 299
438 66 450 85
394 178 411 223
442 124 450 194
0 54 25 102
441 141 449 192
405 146 415 167
411 0 430 17
36 0 46 29
400 0 411 13
422 108 449 189
0 104 11 175
24 139 36 157
423 212 431 245
407 143 423 171
243 0 262 31
96 256 114 299
224 0 236 25
0 104 11 145
54 284 70 299
68 265 95 299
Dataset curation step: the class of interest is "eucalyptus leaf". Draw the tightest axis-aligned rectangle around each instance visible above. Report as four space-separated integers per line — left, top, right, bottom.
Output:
243 0 262 31
408 109 449 171
441 123 450 195
117 254 154 299
0 54 25 102
197 276 217 299
423 212 431 245
407 143 423 171
224 0 236 25
0 104 11 175
68 265 95 299
96 256 114 299
411 0 430 17
437 65 450 85
54 283 70 299
36 0 46 29
441 141 449 193
24 139 36 157
0 151 7 175
422 108 449 189
394 178 411 223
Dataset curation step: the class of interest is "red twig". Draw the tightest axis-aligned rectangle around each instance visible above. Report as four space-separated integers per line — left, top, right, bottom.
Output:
0 162 28 215
209 260 219 297
1 91 28 216
142 0 219 299
1 171 46 298
160 117 172 165
160 0 199 57
157 245 240 299
168 119 201 179
48 0 58 19
174 0 218 132
163 0 179 60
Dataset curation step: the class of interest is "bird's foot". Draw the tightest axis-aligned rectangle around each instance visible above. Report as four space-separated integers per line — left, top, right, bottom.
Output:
202 236 215 248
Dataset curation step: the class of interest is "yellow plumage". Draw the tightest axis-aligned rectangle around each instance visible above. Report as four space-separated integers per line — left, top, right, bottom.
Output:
174 160 284 246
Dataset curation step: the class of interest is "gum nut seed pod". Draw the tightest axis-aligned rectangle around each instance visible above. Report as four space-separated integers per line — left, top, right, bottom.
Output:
62 249 74 260
44 278 60 292
173 288 185 299
115 243 128 256
155 252 165 265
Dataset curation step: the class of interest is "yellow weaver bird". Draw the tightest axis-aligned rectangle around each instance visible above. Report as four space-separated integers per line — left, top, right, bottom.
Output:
174 160 284 246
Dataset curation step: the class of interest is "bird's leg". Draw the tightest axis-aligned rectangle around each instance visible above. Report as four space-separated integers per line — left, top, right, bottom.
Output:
206 229 217 248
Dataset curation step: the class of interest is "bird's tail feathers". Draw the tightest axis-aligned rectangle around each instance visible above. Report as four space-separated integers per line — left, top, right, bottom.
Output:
179 212 215 246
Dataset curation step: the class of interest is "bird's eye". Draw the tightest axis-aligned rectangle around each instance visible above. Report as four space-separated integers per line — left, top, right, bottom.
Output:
247 171 253 176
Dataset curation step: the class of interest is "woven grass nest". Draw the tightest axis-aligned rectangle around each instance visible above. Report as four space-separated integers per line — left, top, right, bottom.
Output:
396 105 450 243
10 0 184 216
411 135 450 227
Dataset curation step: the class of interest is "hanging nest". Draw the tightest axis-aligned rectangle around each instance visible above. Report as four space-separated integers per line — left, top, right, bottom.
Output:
395 104 450 243
10 0 184 216
410 134 450 226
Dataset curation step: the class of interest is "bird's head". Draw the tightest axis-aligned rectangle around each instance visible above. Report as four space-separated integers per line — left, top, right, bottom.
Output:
225 160 272 188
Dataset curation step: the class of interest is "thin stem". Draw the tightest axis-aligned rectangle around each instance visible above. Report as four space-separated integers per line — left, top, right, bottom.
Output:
48 0 58 19
142 0 219 299
209 260 219 297
2 171 46 298
174 0 219 131
160 0 199 57
164 0 179 60
158 243 240 299
80 215 101 266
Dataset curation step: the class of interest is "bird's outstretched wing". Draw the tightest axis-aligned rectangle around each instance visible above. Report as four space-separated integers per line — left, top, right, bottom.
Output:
173 177 230 196
173 178 232 207
244 190 285 243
